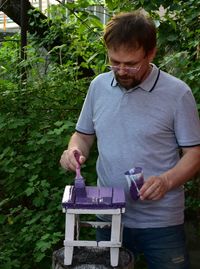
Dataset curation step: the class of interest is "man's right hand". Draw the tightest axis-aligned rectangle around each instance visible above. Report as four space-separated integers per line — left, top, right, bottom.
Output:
60 148 86 171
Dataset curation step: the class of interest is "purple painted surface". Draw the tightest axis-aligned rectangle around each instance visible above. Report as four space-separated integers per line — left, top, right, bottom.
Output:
74 178 87 198
73 150 87 198
76 187 98 207
99 187 112 205
112 187 126 208
62 186 126 209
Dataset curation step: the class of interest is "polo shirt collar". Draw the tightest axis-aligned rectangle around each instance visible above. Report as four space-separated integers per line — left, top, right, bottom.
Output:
111 64 160 92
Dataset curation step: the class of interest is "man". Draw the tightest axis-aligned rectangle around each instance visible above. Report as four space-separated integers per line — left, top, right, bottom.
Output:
60 10 200 269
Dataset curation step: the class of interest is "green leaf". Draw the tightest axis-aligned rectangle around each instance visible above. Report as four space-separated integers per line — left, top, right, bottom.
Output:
0 214 6 224
25 187 35 196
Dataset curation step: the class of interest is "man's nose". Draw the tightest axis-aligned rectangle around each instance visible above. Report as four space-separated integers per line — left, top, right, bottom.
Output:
117 65 128 75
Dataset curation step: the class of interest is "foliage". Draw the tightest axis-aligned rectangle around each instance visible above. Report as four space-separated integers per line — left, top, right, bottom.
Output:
0 34 95 269
0 0 200 268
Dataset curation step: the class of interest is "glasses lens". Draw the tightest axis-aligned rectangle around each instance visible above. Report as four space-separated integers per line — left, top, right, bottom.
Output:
108 65 140 74
108 66 119 72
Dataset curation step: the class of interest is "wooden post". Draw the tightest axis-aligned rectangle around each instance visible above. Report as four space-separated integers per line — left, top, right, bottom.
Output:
20 0 28 82
3 13 6 31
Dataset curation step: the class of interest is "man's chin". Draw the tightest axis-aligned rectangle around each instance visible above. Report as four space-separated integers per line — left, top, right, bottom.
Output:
118 78 140 89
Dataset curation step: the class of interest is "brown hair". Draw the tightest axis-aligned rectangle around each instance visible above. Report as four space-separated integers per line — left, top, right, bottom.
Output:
103 10 156 54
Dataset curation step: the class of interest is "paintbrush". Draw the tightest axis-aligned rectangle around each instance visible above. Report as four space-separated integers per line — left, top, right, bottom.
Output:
73 151 86 198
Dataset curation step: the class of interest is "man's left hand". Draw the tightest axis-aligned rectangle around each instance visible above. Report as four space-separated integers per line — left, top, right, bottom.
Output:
139 176 169 200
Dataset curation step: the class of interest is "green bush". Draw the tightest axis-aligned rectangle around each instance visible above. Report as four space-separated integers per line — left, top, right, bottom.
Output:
0 35 96 268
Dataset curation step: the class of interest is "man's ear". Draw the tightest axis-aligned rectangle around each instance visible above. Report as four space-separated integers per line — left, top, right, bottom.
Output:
148 47 157 62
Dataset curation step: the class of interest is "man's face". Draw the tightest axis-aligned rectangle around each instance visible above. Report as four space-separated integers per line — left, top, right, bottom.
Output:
108 46 155 90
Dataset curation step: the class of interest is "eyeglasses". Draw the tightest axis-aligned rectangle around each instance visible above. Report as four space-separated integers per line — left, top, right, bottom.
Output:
107 64 141 74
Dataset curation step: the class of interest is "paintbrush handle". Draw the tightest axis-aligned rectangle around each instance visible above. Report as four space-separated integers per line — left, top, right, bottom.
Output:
74 150 82 179
74 150 81 166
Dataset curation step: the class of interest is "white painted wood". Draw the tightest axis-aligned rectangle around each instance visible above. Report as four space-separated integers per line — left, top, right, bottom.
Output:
65 208 123 214
63 201 125 266
79 221 111 228
110 214 122 266
110 245 120 266
64 213 75 265
65 240 98 247
111 214 122 243
98 241 121 247
62 185 72 203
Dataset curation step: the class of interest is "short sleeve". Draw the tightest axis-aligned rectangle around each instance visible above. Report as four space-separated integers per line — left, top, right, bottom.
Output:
174 89 200 146
76 84 95 135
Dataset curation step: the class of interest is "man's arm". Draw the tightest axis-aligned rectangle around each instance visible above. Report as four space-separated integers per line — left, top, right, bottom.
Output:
60 131 95 171
140 145 200 200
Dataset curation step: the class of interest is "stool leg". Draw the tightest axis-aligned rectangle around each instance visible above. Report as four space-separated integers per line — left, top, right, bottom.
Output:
64 213 75 265
110 214 121 266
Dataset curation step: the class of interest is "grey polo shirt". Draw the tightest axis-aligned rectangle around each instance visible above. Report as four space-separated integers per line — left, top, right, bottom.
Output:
76 64 200 228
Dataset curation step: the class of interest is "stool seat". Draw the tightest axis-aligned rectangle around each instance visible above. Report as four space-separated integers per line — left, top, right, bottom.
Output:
62 186 126 210
62 185 126 267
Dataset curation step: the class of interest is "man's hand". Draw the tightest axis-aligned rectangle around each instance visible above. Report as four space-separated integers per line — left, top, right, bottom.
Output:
60 148 86 172
139 175 169 201
60 132 95 172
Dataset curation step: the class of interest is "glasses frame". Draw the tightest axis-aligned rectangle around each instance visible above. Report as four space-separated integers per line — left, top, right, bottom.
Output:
107 64 142 74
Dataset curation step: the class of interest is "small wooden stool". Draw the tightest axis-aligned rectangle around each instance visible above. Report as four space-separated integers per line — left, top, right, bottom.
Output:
62 186 126 267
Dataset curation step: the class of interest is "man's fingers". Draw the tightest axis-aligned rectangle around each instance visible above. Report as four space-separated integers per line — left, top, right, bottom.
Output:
140 176 168 200
60 149 86 171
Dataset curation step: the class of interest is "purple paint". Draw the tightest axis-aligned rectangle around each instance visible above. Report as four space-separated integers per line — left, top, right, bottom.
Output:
62 186 126 209
73 150 87 198
74 178 87 198
125 167 144 201
112 187 126 208
99 187 112 205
